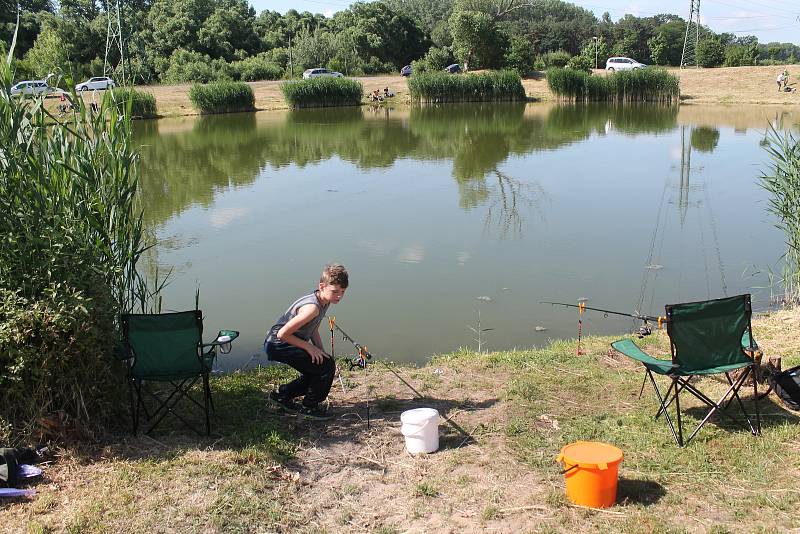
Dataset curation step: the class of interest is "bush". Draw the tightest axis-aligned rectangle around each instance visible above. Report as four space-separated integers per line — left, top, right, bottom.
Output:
504 36 536 76
566 55 592 73
161 49 235 84
724 44 759 67
408 70 525 103
540 50 572 69
189 81 255 114
281 77 363 108
697 40 725 68
411 46 453 74
105 87 158 119
547 67 679 103
232 54 283 82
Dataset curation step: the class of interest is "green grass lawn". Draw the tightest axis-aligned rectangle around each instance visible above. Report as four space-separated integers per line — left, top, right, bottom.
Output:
11 314 800 533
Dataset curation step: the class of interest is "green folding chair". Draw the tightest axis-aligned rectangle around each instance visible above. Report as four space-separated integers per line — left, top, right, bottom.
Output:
120 310 238 435
612 294 761 446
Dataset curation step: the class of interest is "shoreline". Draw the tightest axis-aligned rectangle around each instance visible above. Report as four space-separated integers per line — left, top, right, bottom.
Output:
97 65 800 119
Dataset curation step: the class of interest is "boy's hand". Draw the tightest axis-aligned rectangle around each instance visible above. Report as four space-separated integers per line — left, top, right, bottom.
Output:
306 344 329 364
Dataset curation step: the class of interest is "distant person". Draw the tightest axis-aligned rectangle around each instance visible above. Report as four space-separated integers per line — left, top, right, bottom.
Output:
777 72 786 92
263 263 349 420
383 86 394 98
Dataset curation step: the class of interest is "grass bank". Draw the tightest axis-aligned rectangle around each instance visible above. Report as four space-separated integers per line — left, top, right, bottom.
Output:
408 70 525 104
547 67 680 103
5 308 800 532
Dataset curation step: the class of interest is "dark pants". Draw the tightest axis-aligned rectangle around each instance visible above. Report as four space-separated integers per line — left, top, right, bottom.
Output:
265 340 335 406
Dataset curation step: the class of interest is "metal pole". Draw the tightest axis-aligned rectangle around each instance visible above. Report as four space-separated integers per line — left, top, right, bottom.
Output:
288 34 293 77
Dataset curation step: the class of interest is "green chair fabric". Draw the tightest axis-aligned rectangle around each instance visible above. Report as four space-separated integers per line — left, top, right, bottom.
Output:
612 294 761 446
125 311 207 380
120 310 236 436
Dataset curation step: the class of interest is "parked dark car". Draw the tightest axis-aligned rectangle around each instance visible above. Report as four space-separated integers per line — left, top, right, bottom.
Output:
445 64 461 74
400 65 412 76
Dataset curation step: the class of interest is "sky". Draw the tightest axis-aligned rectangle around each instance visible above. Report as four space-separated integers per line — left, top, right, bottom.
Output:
251 0 800 45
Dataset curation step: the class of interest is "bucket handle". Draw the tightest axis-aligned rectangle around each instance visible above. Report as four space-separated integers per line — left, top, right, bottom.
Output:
560 464 579 475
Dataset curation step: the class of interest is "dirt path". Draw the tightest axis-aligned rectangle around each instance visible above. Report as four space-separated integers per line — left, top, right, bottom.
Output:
131 65 800 118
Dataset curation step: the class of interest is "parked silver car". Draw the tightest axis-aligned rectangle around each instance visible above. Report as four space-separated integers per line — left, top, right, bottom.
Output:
302 68 343 79
605 57 647 71
10 80 54 96
75 76 116 91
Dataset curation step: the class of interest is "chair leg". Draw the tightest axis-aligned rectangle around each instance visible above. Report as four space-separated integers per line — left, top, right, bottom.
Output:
683 370 753 446
646 371 682 447
203 372 211 436
674 377 683 447
129 378 139 435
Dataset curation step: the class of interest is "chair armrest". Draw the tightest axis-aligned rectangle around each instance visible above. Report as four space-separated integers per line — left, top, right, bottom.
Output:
201 330 240 355
611 339 676 374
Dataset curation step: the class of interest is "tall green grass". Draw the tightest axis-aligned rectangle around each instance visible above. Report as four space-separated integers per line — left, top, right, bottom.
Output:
761 126 800 304
408 70 525 104
189 81 256 114
547 67 680 103
106 87 158 119
0 38 160 443
281 77 363 109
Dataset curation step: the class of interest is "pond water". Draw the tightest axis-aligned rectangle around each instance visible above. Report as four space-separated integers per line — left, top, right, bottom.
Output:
134 103 799 370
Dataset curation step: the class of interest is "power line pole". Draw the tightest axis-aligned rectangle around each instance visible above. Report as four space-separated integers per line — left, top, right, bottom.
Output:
104 0 126 84
680 0 701 69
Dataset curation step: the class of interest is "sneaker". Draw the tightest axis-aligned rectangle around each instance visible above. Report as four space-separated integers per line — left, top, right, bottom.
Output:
297 404 334 421
269 391 299 413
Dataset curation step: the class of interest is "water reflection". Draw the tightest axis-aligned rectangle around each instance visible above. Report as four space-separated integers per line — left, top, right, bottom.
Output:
135 104 683 227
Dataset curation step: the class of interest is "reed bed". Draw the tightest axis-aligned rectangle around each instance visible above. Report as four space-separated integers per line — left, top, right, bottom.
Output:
761 126 800 304
1 38 160 442
408 70 525 104
281 77 363 109
547 67 680 103
189 81 255 114
106 87 158 119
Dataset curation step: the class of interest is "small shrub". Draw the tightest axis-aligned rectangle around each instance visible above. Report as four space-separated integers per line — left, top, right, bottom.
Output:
411 46 453 74
541 50 572 69
281 77 363 108
161 49 235 84
189 81 255 114
105 87 158 119
408 70 525 103
232 54 283 82
566 55 592 73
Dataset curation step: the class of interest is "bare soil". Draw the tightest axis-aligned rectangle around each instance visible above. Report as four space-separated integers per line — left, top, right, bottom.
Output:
126 65 800 118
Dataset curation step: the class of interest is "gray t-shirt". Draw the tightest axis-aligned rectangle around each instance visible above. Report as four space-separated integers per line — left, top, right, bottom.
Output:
266 291 329 343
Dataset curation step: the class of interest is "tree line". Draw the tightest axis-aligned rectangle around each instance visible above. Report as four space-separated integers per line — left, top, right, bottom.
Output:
2 0 799 85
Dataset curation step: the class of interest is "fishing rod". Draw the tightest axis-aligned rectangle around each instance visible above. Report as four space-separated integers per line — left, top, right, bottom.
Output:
328 317 422 397
541 301 667 338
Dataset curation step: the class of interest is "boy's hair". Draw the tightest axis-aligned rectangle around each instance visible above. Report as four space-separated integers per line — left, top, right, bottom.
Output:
321 263 349 288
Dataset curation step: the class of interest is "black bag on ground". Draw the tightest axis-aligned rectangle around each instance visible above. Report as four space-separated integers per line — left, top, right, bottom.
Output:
0 448 19 487
769 365 800 411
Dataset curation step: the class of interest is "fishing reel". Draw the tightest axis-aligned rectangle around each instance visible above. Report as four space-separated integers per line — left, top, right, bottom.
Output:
348 347 372 370
637 322 652 338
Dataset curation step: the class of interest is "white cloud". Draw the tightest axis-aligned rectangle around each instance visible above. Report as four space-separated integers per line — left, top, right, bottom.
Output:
209 207 249 229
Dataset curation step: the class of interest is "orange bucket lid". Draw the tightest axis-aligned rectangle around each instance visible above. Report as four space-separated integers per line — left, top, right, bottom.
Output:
557 441 623 470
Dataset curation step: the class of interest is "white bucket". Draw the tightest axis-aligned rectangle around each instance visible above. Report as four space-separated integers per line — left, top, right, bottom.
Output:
400 408 440 454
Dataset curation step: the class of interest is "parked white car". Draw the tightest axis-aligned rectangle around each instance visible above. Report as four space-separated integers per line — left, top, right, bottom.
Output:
605 57 647 71
10 80 54 96
75 76 116 91
302 68 343 79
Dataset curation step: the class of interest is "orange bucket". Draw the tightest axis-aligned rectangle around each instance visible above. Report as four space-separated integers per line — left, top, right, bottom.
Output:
556 441 624 508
